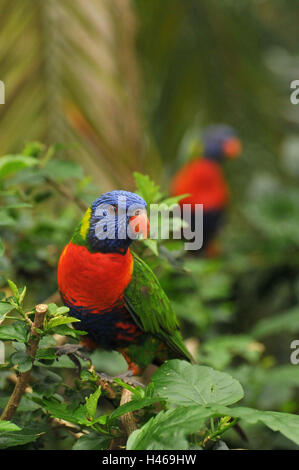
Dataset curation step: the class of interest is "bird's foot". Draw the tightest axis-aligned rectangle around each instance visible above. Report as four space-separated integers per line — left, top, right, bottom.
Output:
97 370 144 388
54 344 91 373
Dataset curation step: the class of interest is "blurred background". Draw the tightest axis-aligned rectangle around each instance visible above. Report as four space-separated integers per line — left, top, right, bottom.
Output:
1 0 299 450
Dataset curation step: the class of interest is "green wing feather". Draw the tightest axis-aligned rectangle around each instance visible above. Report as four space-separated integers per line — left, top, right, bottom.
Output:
124 251 193 362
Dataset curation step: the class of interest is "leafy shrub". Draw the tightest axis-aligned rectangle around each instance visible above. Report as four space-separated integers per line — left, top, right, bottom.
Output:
1 143 299 450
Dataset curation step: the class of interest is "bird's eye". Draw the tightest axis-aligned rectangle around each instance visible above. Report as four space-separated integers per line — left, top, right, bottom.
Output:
107 204 117 215
134 209 141 216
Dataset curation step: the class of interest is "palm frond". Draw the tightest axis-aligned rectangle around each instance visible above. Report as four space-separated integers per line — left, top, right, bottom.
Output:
0 0 149 190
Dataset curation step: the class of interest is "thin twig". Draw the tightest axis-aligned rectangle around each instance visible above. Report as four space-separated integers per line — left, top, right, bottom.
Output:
44 175 88 212
7 374 32 394
0 304 48 421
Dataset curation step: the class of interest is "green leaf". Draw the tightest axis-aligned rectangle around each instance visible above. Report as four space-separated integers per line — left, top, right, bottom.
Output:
152 360 244 406
266 365 299 388
49 324 87 338
47 303 58 315
251 306 299 339
42 159 83 182
0 238 4 257
0 211 15 227
55 306 70 315
197 335 264 370
228 406 299 446
206 405 299 448
85 386 101 420
0 396 40 413
3 202 32 210
7 279 19 299
42 399 89 426
22 141 45 157
128 401 299 449
108 397 162 423
134 172 162 204
46 316 80 330
32 370 63 396
18 286 27 305
127 406 212 450
0 322 29 342
0 421 21 432
0 155 38 179
0 430 40 449
113 378 142 396
38 335 58 349
0 302 15 324
161 194 190 207
35 347 57 361
11 351 32 372
36 355 78 369
73 433 110 450
12 341 26 352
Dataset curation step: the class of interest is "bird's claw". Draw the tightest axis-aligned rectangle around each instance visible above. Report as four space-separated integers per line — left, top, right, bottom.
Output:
54 346 144 387
54 344 90 360
97 370 144 388
54 344 91 373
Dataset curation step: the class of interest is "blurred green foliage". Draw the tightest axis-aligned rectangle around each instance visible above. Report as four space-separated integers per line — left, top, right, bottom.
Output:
135 0 298 167
0 0 299 451
0 149 299 449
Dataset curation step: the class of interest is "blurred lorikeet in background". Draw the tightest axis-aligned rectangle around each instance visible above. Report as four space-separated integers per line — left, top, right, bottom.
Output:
170 125 242 254
57 190 192 381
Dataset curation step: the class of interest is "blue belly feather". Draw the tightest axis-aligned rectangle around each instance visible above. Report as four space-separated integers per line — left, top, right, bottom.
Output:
61 294 142 349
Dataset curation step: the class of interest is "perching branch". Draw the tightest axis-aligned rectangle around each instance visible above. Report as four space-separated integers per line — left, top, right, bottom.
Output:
0 304 48 421
108 387 138 450
119 388 138 437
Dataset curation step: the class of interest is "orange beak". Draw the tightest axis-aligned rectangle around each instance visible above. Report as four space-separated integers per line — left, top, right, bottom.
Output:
129 212 149 239
223 137 242 159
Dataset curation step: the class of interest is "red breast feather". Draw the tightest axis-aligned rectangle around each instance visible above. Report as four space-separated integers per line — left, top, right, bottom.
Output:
170 158 230 211
57 242 133 312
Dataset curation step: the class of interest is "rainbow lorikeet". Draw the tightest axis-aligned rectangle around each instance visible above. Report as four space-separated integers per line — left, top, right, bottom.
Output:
57 190 192 380
170 125 242 253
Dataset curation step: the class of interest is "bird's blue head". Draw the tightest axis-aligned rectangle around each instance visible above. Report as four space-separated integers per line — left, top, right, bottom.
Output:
203 125 242 162
77 190 148 254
